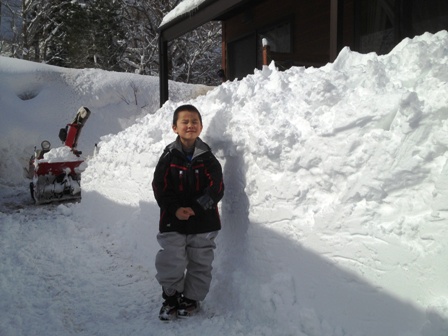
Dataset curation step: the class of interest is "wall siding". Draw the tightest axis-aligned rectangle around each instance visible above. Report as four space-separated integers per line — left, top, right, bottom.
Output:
223 0 332 77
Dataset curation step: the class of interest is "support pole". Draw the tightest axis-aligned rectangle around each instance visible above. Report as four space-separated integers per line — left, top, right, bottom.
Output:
159 35 169 107
330 0 344 61
262 38 270 66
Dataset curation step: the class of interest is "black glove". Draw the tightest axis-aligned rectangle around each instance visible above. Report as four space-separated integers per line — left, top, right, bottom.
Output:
196 194 214 210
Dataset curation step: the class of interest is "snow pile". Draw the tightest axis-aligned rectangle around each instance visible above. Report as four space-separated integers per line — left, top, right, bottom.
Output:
0 56 212 184
40 146 81 162
1 31 448 336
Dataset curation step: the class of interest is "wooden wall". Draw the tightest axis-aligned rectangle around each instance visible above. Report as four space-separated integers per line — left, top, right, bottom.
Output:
222 0 333 78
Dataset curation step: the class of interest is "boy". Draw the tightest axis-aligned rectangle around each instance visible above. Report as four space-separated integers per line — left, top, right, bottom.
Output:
152 104 224 321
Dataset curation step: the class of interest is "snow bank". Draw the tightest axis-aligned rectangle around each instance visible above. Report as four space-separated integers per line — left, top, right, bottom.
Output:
0 56 213 184
78 31 448 335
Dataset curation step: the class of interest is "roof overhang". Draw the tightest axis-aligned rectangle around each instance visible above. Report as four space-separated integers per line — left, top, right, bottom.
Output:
158 0 252 41
158 0 255 106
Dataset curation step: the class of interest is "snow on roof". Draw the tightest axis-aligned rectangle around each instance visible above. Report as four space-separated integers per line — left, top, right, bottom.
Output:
160 0 208 27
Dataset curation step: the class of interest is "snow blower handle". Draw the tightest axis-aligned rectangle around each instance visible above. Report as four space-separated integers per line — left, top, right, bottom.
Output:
60 107 91 150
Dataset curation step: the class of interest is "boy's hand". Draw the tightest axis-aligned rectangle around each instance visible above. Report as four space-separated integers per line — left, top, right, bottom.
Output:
175 207 195 220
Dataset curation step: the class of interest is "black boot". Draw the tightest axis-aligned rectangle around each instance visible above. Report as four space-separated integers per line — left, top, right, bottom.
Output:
159 291 180 321
177 295 199 318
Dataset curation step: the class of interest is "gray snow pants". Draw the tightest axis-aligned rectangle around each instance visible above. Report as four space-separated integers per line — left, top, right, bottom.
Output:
155 231 218 301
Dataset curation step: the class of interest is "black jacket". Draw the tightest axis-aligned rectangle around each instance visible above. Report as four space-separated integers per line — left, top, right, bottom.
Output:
152 137 224 234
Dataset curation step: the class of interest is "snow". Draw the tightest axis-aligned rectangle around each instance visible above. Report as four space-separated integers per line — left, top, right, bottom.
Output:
1 30 448 336
40 146 82 163
160 0 208 27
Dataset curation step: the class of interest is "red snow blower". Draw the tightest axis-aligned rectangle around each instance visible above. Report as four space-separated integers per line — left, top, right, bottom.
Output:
28 107 91 204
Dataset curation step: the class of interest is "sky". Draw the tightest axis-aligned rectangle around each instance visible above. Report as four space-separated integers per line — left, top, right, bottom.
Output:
0 30 448 336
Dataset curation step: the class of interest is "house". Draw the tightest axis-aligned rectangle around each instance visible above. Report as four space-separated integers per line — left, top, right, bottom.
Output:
158 0 448 106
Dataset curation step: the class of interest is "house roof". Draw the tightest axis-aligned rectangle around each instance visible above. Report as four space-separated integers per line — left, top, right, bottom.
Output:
158 0 254 41
160 0 209 27
158 0 261 106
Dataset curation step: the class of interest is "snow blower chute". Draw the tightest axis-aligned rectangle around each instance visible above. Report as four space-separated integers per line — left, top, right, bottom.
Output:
28 107 91 204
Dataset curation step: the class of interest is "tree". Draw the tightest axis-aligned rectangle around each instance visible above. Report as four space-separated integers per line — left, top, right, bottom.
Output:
45 0 126 70
120 0 222 85
0 0 126 68
170 22 222 85
83 0 126 70
43 1 86 66
118 0 180 76
0 0 22 57
33 0 78 65
1 0 222 85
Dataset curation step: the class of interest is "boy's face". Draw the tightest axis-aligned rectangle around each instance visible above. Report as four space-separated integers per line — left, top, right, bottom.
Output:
172 111 203 148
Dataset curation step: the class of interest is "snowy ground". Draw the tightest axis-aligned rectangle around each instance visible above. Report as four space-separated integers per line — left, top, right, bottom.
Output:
1 30 448 336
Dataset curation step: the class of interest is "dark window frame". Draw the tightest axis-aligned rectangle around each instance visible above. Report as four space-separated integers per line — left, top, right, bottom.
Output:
257 16 294 54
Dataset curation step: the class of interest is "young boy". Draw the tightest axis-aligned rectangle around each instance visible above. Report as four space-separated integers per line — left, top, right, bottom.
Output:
152 104 224 321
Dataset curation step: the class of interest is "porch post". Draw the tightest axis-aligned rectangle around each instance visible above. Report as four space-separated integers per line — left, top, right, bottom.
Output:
262 38 270 66
330 0 344 61
159 35 169 107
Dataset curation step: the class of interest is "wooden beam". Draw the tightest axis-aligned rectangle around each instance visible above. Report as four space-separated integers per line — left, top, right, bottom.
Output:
221 21 227 79
159 36 169 107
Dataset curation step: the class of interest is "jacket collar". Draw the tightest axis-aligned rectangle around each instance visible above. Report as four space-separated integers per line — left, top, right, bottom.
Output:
168 136 210 160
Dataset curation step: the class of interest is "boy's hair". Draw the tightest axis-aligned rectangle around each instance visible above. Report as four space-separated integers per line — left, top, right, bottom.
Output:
173 104 203 126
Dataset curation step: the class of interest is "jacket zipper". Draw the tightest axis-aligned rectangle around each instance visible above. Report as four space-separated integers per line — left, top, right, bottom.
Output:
179 170 184 191
195 169 200 191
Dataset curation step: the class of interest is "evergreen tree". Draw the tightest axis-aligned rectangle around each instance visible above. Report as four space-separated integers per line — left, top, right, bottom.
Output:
84 0 126 70
46 0 125 70
1 0 222 85
44 0 85 66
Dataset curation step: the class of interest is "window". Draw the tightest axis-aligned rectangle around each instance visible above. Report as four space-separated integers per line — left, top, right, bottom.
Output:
357 0 395 54
259 21 292 53
227 33 257 80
